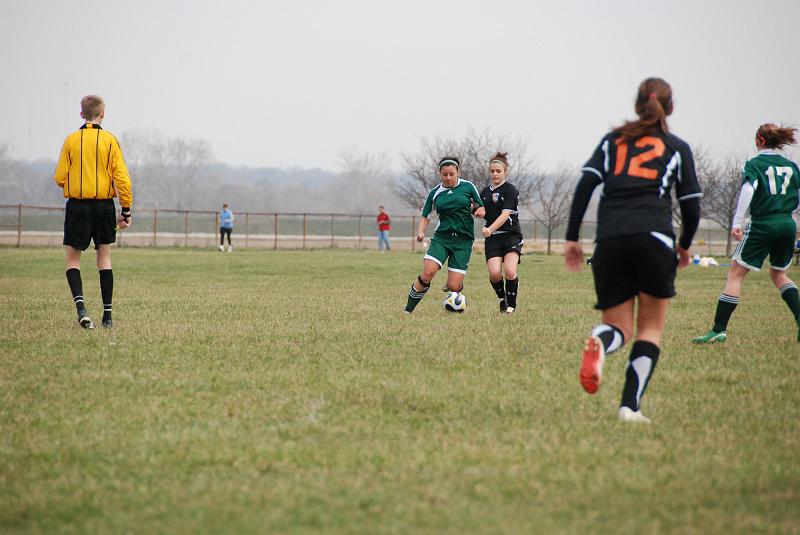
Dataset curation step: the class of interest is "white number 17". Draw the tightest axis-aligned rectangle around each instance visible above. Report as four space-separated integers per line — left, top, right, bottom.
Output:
765 166 793 195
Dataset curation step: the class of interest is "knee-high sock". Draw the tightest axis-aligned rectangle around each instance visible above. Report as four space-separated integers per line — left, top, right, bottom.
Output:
713 293 739 332
405 277 430 313
66 268 85 312
779 283 800 323
490 279 505 300
620 341 660 412
99 269 113 322
505 277 519 308
591 323 624 354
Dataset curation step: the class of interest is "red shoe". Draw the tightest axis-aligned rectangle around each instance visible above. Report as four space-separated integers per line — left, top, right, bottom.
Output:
580 336 605 394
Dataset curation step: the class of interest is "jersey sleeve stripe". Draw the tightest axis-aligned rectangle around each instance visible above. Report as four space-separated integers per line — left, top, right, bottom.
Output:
677 192 703 201
581 167 603 179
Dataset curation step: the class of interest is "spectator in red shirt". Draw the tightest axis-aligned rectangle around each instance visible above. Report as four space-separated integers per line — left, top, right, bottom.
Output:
377 205 392 252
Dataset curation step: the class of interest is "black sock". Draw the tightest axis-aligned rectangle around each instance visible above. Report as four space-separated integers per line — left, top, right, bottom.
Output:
591 323 625 354
713 293 739 332
490 279 505 300
66 268 85 313
100 269 113 322
505 277 519 308
620 341 660 412
779 283 800 323
405 276 430 313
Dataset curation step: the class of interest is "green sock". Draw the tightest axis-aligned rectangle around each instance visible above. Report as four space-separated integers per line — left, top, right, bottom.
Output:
779 283 800 324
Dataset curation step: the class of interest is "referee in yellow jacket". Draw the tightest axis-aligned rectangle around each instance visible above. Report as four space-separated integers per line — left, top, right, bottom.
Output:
54 95 132 329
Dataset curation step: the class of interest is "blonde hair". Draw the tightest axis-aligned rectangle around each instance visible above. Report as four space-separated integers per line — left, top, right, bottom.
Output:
81 95 105 121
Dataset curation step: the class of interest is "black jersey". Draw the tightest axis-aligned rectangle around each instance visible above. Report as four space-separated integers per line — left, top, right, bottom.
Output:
582 131 702 241
480 181 522 236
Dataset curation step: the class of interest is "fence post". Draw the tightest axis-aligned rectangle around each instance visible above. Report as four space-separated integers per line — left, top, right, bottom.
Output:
411 215 416 252
274 214 278 250
330 215 335 248
244 213 249 249
184 210 189 248
533 221 538 242
707 229 712 256
17 204 22 247
358 215 363 249
303 214 307 250
153 209 158 247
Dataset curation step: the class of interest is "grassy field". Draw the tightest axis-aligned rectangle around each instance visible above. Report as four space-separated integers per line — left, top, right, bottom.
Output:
1 247 798 534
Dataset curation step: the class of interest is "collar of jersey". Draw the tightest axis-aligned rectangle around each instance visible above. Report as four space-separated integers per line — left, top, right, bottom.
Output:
80 123 103 130
490 181 506 191
440 178 461 189
758 149 779 155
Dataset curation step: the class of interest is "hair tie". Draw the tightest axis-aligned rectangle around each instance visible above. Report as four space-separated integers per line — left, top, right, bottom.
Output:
490 159 508 168
648 92 658 100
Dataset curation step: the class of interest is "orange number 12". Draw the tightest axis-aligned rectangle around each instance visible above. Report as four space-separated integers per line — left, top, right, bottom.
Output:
614 136 665 180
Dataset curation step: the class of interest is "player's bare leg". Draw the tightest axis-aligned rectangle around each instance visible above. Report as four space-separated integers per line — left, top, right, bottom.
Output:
770 268 800 341
96 244 114 328
581 299 634 394
486 257 506 312
405 260 440 313
618 293 669 423
445 270 465 293
502 252 520 313
693 261 749 343
65 245 94 329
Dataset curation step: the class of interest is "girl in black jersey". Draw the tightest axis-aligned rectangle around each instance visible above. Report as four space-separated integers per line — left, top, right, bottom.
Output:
564 77 702 423
480 152 523 313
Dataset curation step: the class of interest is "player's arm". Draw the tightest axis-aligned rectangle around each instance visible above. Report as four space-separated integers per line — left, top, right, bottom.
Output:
485 185 519 235
110 137 133 227
469 182 486 218
564 170 602 271
731 181 756 239
54 141 69 187
416 217 429 242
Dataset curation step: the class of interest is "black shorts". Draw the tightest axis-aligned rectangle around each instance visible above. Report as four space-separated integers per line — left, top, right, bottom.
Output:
591 232 678 310
63 199 117 251
484 232 524 261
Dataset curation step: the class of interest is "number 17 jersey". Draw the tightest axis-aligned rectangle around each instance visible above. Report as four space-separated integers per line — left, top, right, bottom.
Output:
582 131 702 241
741 151 800 219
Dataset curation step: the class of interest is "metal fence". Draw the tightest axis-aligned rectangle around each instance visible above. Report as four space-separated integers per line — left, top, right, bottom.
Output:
0 204 737 255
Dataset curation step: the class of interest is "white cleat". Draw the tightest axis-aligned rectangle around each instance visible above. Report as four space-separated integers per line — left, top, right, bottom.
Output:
227 245 234 252
618 406 651 424
218 245 224 251
504 307 515 314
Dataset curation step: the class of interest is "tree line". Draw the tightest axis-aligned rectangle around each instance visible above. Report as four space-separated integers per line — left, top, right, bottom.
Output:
1 129 751 254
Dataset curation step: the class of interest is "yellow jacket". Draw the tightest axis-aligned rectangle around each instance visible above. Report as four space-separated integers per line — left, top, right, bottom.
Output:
54 123 132 208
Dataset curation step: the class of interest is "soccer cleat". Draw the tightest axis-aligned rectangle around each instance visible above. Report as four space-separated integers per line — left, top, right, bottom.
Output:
78 309 95 330
102 318 113 328
579 336 605 394
504 307 515 314
618 406 651 423
227 245 233 252
218 245 224 251
499 298 508 313
691 330 727 344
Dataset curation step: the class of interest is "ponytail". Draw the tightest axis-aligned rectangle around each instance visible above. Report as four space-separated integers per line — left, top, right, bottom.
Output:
756 123 797 150
613 78 673 142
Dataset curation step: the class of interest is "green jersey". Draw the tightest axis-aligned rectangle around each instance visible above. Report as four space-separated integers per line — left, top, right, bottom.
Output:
421 179 483 240
741 151 800 219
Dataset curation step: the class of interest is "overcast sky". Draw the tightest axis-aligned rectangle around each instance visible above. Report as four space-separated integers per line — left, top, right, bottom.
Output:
1 0 798 173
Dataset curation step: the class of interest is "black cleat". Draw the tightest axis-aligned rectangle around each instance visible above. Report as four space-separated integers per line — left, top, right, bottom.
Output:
102 318 113 328
499 298 508 313
78 309 95 330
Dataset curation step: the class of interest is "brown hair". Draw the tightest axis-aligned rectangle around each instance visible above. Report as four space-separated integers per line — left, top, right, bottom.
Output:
438 156 460 170
613 78 673 141
756 123 797 150
489 152 509 168
81 95 105 121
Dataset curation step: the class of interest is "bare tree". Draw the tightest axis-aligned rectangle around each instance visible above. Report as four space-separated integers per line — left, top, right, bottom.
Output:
531 166 576 254
397 128 539 210
120 130 212 209
702 153 745 255
333 149 395 214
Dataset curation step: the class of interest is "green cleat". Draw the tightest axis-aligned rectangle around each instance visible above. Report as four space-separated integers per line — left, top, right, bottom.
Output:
692 330 727 344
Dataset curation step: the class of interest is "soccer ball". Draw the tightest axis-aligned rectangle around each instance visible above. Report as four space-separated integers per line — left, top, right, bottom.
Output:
443 291 467 313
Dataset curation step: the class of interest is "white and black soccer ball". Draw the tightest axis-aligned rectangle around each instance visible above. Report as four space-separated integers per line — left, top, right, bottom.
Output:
443 291 467 313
